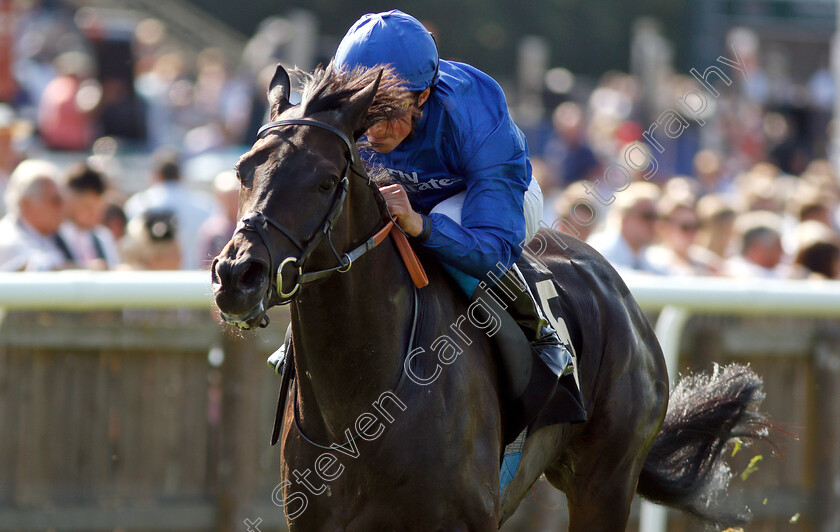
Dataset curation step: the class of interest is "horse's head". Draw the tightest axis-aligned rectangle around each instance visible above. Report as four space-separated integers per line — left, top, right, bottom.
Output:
211 63 408 329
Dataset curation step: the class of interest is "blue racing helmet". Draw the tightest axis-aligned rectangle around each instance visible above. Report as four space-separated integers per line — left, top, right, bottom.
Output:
335 10 439 91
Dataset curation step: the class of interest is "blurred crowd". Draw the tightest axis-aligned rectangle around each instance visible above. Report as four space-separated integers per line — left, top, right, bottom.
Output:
532 53 840 280
543 158 840 280
0 2 838 281
0 148 239 271
7 3 262 154
0 2 274 272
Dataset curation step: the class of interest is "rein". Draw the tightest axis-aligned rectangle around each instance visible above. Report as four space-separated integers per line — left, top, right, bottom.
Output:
234 118 397 312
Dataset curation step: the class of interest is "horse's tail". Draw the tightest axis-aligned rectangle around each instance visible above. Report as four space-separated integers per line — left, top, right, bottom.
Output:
636 363 776 526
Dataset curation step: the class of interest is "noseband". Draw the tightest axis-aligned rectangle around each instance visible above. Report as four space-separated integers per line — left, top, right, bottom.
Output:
234 118 393 312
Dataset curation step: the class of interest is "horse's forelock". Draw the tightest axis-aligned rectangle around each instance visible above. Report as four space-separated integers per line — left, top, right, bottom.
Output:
293 64 416 132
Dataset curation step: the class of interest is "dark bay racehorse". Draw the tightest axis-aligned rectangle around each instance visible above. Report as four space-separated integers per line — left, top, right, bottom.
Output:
212 63 773 531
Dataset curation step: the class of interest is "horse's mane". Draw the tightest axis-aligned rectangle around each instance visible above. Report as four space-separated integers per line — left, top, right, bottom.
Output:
362 161 393 186
293 63 415 134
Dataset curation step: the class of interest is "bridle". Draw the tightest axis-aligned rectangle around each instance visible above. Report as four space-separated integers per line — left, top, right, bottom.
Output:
250 119 422 452
232 118 394 322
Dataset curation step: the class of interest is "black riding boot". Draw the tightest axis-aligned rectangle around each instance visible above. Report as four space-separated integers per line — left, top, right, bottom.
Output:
493 265 574 379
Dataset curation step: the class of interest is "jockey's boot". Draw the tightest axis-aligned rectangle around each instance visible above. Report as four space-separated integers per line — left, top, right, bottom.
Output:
267 324 292 375
494 265 574 379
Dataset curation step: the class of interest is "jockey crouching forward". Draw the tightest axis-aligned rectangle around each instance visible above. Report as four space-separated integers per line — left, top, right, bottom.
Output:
333 10 575 383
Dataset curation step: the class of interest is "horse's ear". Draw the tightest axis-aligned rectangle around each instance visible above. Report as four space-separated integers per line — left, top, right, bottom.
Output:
344 69 383 139
267 63 293 118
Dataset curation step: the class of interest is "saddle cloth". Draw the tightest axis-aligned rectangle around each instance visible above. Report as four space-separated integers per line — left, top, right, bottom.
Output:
476 255 587 446
513 256 587 436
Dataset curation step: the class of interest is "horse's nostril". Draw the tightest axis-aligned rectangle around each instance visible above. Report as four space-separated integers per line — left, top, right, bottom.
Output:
239 260 266 289
213 257 266 293
210 258 221 285
213 258 231 288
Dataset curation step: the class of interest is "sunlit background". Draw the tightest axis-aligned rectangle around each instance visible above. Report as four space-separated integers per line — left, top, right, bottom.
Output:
0 1 839 531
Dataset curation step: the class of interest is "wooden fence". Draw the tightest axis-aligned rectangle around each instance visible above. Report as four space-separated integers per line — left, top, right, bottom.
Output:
0 308 837 531
0 308 289 532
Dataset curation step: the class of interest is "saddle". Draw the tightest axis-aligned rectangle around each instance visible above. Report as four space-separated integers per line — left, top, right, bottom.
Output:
474 256 587 445
270 253 587 447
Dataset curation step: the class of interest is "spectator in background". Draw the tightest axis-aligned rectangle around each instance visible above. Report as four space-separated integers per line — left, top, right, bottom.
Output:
789 184 834 228
120 209 181 270
37 51 100 151
0 159 74 271
587 182 664 274
693 149 732 197
103 201 128 242
530 157 559 226
135 51 190 149
648 196 720 276
662 175 701 204
733 163 786 213
124 148 217 269
196 170 239 268
798 161 840 233
552 180 599 242
184 48 252 154
695 194 737 259
542 102 599 186
790 220 840 280
725 211 788 278
800 160 839 214
782 183 836 254
0 104 26 216
58 162 120 269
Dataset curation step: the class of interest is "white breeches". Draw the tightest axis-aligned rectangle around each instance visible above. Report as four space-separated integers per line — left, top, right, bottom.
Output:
428 177 543 244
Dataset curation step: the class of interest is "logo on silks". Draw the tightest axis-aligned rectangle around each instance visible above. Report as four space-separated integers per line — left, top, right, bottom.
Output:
386 168 463 192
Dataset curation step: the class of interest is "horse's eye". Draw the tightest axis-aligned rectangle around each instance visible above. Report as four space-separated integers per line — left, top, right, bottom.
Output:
235 168 253 188
319 177 337 192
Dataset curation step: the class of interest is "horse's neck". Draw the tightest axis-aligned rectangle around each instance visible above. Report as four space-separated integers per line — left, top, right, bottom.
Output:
291 223 414 439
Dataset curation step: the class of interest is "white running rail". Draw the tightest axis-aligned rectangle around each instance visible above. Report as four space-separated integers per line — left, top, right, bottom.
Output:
2 270 840 312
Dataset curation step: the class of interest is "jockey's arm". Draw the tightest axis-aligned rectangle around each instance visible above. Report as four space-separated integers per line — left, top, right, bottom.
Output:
385 67 531 280
416 165 528 279
382 171 527 280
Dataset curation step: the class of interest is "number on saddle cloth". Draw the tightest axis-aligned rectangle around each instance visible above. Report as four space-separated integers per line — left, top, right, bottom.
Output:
514 258 578 384
512 256 587 430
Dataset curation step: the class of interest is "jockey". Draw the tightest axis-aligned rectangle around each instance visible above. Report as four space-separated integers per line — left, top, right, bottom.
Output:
333 10 574 382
